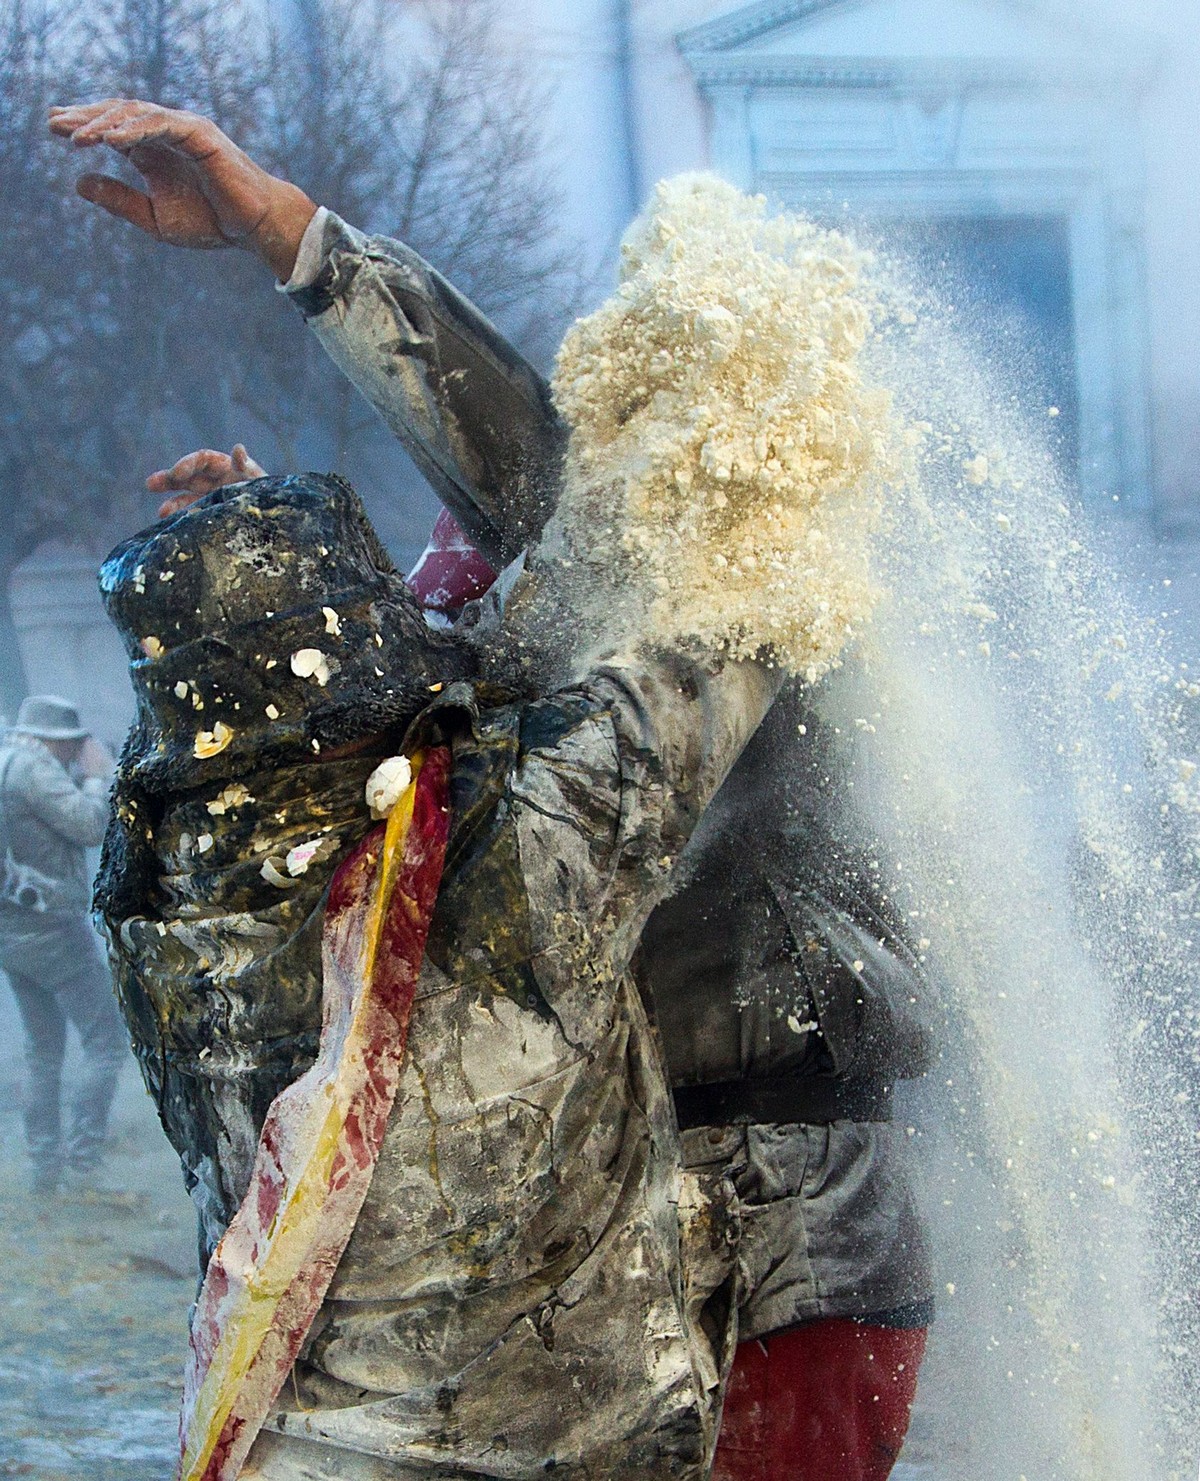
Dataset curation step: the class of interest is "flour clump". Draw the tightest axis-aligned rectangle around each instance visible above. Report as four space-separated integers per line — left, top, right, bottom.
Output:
547 173 908 679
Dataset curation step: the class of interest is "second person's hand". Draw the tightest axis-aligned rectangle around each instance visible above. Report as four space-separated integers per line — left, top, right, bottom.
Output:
147 443 267 518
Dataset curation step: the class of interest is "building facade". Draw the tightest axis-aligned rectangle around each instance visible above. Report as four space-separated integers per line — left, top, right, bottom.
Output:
14 0 1200 726
504 0 1200 597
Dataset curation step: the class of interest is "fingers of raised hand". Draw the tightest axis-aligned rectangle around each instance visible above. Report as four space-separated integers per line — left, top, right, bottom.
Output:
231 444 266 479
146 449 235 496
49 99 213 156
50 98 152 147
100 110 213 158
75 173 158 235
156 490 209 519
150 444 267 517
48 99 129 138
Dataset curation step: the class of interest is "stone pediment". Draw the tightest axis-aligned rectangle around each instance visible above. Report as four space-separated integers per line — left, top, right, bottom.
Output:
676 0 1158 509
679 0 1156 90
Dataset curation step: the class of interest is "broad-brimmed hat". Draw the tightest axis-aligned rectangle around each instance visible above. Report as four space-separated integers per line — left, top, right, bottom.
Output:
99 473 479 790
13 695 88 741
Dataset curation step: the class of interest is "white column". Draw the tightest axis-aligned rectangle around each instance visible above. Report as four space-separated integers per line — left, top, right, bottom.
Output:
8 545 133 748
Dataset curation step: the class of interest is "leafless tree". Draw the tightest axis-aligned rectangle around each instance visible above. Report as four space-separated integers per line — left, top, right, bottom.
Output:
0 0 96 706
230 0 587 470
0 0 584 713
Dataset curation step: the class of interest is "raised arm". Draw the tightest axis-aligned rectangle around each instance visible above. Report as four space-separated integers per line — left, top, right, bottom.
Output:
49 100 566 565
284 212 566 568
48 99 316 277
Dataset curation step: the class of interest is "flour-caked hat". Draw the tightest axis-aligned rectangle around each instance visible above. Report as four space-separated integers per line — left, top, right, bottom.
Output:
99 473 480 790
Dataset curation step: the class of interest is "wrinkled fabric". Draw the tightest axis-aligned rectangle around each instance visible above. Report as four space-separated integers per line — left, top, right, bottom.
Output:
249 648 777 1478
179 752 452 1481
640 693 932 1094
680 1123 930 1338
286 217 935 1334
640 697 935 1330
100 476 780 1477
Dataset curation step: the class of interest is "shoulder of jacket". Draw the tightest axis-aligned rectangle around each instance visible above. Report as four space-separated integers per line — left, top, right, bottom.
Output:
0 742 34 776
8 741 63 788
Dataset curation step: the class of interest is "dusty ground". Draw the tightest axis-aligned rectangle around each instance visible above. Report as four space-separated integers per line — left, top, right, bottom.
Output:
0 984 197 1481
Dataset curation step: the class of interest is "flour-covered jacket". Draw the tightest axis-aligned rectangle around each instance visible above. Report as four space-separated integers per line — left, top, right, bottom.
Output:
256 657 773 1480
0 734 108 986
97 470 778 1478
282 210 934 1339
0 733 108 912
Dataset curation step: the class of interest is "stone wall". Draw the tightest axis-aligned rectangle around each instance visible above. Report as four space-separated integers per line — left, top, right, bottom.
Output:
8 543 133 749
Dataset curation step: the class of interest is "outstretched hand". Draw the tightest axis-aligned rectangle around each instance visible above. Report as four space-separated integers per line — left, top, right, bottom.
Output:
147 444 267 519
48 100 317 279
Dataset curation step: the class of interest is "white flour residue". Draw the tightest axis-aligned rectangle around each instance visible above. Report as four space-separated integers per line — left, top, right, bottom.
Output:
806 247 1200 1478
546 174 909 680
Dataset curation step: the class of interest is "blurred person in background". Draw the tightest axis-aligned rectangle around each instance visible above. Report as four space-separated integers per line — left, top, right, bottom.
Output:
0 695 124 1194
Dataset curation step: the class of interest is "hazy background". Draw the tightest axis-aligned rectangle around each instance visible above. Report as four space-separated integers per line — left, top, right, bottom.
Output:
3 0 1199 747
0 1 1197 1476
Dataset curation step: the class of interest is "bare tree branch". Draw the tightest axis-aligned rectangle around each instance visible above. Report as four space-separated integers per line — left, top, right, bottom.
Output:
0 0 588 710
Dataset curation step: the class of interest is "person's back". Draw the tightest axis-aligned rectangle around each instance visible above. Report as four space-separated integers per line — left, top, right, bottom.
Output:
0 697 125 1192
636 695 935 1480
97 473 781 1477
0 724 108 919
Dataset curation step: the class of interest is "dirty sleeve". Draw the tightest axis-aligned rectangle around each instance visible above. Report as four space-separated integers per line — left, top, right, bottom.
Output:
284 210 567 567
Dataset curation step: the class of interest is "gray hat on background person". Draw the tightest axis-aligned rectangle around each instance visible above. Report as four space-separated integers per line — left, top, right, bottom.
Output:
11 696 89 741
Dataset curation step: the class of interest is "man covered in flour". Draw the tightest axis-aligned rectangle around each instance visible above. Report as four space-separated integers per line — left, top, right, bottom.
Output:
50 97 932 1480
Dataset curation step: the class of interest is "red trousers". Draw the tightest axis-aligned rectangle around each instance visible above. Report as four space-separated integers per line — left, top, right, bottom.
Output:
711 1319 927 1481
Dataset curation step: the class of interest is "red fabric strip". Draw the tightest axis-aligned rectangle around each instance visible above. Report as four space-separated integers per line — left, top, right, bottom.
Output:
177 747 451 1481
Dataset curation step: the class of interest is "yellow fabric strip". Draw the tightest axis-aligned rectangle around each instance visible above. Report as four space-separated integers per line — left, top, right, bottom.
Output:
179 755 424 1480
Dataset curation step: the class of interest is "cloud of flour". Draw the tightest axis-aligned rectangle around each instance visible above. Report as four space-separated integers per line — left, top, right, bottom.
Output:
544 173 912 680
